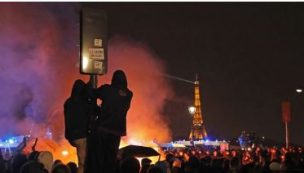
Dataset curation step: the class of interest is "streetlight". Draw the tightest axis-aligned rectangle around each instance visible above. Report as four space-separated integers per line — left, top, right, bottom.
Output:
296 88 303 93
188 106 196 115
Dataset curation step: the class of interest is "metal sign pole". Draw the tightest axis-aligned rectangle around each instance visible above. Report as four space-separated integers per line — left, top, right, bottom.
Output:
90 74 98 89
285 121 289 148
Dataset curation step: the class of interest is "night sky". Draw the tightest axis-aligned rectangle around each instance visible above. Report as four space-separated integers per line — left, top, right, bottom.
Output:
85 2 304 145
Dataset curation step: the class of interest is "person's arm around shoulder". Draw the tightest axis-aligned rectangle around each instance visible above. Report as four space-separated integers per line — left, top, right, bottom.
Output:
94 84 110 100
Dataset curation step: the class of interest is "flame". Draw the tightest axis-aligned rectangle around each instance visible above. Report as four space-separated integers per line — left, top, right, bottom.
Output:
23 138 77 164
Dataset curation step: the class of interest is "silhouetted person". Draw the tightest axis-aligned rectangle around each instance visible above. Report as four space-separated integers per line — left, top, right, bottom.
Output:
120 157 140 173
12 153 27 173
53 159 64 170
20 160 46 173
52 164 71 173
64 79 94 173
67 162 78 173
86 70 133 173
141 158 152 173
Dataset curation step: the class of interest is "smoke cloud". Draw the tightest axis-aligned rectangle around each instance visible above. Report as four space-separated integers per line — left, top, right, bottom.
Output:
107 37 173 143
0 3 172 143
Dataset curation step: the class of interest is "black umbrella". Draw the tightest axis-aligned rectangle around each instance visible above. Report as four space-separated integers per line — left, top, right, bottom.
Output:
118 145 160 158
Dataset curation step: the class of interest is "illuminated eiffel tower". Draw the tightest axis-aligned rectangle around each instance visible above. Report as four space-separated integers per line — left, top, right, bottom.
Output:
189 75 208 140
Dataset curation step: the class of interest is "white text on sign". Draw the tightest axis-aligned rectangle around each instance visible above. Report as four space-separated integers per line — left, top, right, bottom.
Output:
89 48 104 60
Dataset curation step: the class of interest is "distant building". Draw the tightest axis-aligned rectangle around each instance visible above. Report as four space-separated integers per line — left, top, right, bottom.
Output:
189 75 208 141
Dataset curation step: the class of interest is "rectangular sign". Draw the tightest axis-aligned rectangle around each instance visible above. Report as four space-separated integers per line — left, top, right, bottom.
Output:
80 8 107 75
89 48 104 60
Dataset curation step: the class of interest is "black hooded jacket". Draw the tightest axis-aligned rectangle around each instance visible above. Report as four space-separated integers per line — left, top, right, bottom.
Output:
64 79 93 142
95 70 133 136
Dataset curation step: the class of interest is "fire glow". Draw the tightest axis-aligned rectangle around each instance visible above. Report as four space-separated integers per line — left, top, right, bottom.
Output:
0 4 172 163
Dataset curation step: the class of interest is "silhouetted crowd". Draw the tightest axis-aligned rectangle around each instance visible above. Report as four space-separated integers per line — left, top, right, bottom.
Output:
154 146 304 173
0 150 74 173
1 145 304 173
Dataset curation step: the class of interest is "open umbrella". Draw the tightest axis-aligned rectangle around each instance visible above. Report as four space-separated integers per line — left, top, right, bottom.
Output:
118 145 160 159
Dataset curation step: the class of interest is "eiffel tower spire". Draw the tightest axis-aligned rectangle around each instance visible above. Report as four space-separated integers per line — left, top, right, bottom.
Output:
189 74 208 140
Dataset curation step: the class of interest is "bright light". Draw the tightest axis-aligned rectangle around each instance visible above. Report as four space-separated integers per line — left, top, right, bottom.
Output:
296 88 303 93
81 56 89 70
128 138 142 146
8 139 14 144
61 150 69 156
188 106 196 114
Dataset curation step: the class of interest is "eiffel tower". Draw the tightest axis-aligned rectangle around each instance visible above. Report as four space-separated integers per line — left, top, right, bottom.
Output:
189 75 208 141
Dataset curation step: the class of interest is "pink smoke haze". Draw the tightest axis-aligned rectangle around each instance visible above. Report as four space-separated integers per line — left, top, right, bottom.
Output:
0 4 173 143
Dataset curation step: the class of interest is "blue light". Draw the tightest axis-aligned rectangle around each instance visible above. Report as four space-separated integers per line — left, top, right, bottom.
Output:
0 135 25 148
203 137 210 143
8 139 14 144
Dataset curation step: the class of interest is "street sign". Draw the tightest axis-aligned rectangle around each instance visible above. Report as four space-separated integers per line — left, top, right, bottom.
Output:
80 8 107 75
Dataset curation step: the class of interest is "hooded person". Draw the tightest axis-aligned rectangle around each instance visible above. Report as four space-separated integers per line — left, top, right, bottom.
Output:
64 79 87 143
64 79 98 173
86 70 133 173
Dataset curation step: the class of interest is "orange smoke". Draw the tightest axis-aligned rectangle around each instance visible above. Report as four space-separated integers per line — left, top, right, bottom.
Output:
0 4 173 163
